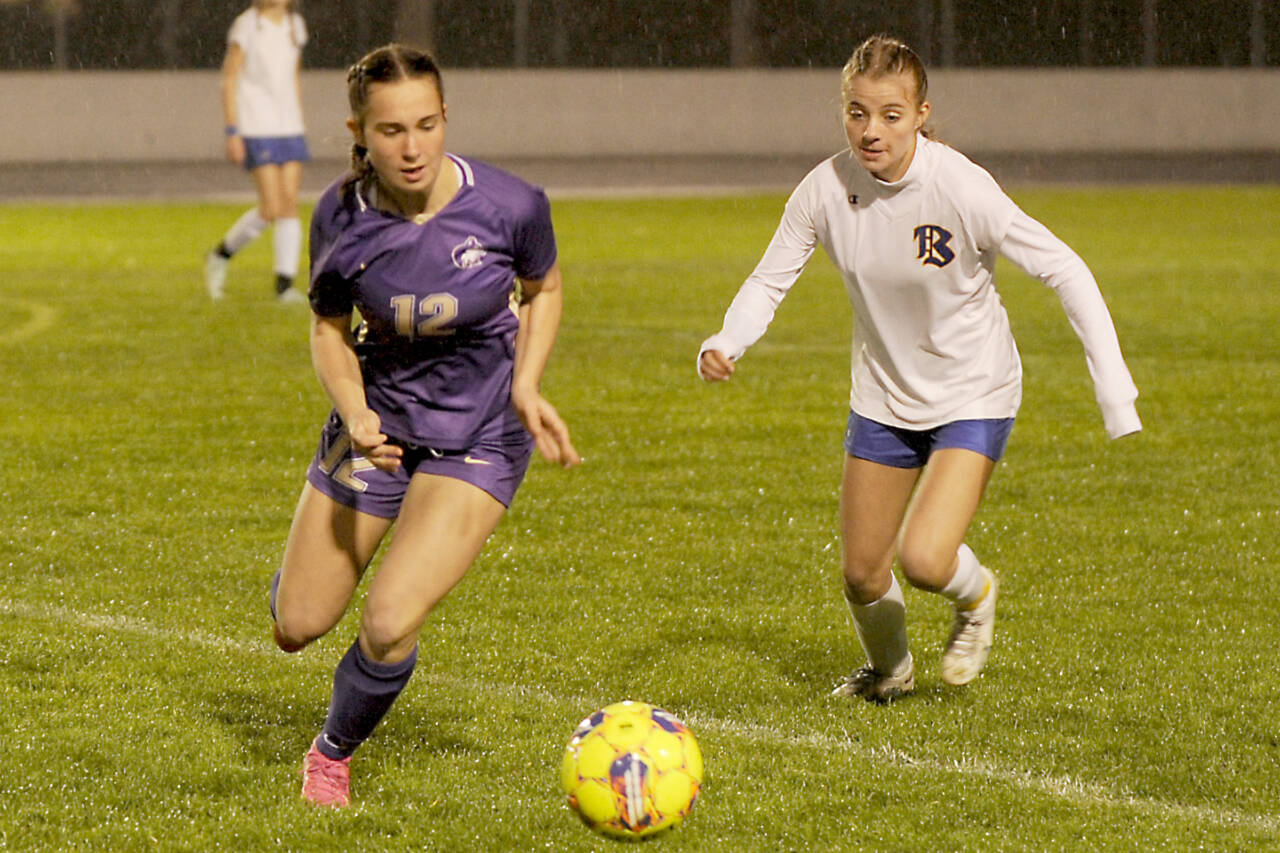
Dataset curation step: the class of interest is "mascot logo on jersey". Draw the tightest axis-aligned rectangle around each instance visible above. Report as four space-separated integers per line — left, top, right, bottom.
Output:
452 235 487 270
913 225 955 268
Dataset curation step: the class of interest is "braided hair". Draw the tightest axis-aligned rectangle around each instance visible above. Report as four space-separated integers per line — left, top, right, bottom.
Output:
344 44 445 194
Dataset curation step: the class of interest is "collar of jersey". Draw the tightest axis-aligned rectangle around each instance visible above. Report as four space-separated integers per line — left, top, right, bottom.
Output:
871 133 930 195
356 155 473 222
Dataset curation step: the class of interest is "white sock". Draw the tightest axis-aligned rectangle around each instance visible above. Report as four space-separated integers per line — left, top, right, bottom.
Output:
221 208 269 255
940 543 988 608
272 217 302 278
847 573 911 676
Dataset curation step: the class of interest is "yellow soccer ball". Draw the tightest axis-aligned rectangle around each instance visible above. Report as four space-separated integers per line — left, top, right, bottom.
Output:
560 700 704 839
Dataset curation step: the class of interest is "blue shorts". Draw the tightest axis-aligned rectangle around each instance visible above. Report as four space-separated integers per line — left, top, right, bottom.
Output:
843 412 1015 469
305 411 533 517
242 135 310 171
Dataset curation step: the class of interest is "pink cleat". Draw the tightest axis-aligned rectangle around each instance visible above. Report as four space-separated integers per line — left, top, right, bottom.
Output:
301 739 351 808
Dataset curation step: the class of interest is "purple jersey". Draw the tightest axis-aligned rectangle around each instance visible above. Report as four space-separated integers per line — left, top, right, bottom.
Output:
309 155 557 450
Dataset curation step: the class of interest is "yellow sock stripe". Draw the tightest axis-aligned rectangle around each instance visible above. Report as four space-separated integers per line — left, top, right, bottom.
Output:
958 579 991 612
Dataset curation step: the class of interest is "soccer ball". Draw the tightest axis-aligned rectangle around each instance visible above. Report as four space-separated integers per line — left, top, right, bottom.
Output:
559 700 704 839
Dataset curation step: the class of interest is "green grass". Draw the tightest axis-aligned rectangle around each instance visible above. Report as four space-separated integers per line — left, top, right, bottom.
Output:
1 186 1278 850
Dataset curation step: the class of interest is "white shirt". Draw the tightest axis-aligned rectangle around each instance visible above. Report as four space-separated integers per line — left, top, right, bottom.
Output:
700 136 1141 439
228 9 307 137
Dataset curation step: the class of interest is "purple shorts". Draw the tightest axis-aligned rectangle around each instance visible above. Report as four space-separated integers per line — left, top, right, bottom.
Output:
843 412 1015 469
242 135 310 171
305 411 533 517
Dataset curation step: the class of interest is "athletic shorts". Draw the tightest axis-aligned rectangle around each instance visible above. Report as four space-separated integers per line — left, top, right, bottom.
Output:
242 135 310 171
843 411 1015 469
305 411 533 518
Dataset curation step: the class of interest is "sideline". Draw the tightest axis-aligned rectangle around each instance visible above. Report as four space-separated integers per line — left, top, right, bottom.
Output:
0 298 57 345
0 156 810 205
3 595 1278 837
1 153 1276 205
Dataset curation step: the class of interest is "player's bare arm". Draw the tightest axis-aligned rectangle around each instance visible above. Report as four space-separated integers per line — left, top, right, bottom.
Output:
513 264 581 468
309 312 402 471
220 42 246 165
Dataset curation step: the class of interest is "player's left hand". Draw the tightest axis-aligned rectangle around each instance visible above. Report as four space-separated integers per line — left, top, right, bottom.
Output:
511 385 581 469
225 134 246 166
698 348 736 382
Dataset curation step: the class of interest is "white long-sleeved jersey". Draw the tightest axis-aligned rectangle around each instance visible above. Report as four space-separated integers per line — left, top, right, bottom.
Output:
700 136 1140 439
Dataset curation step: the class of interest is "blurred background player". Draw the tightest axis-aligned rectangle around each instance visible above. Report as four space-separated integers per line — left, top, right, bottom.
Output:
697 34 1141 703
204 0 309 303
269 44 580 807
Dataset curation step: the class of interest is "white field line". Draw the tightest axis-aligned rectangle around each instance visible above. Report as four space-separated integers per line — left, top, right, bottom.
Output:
0 298 57 345
4 597 1278 836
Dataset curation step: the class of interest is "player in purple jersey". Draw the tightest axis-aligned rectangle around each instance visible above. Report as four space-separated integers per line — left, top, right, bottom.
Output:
268 44 580 808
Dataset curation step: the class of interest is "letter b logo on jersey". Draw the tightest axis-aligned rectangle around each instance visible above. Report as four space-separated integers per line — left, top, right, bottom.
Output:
913 225 955 268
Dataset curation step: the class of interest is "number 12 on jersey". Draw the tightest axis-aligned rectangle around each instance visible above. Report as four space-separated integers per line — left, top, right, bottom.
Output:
391 293 458 339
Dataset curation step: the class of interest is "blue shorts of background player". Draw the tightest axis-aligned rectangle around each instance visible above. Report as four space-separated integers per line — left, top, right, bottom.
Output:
844 412 1015 468
242 135 310 171
305 411 534 516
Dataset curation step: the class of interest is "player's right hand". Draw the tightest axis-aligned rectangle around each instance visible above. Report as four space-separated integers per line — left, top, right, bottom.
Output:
345 408 403 473
698 349 735 382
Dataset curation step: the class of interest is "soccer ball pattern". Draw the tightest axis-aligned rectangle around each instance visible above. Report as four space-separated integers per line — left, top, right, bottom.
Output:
560 700 704 838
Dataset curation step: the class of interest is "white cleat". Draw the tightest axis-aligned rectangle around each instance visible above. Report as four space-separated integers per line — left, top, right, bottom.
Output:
204 251 228 301
276 287 306 304
832 656 915 704
941 568 998 686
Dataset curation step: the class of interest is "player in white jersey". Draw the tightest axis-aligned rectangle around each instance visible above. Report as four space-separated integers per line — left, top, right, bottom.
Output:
203 0 309 303
698 35 1141 703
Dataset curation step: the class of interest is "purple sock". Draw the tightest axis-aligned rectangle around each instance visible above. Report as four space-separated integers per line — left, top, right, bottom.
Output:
268 569 281 621
316 639 418 760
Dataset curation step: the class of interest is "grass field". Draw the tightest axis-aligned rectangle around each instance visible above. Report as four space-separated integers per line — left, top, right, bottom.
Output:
1 185 1278 850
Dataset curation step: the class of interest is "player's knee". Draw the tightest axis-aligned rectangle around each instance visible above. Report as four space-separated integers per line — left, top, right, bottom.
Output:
273 608 331 652
272 620 309 654
841 548 891 605
359 606 423 661
896 539 951 592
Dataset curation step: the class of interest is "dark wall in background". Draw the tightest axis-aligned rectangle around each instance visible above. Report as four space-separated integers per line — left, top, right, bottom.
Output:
1 0 1275 71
